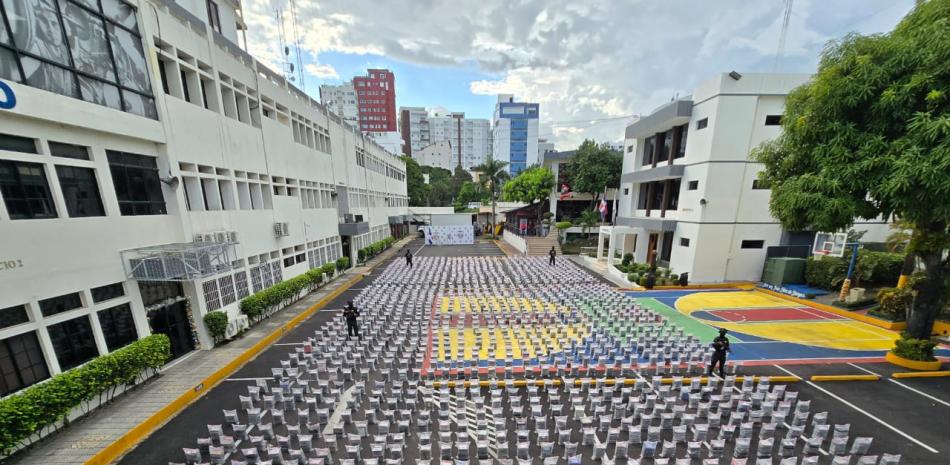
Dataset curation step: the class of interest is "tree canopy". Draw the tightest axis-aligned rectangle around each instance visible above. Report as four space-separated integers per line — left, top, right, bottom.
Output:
472 155 510 238
752 0 950 339
565 140 623 208
400 156 427 207
503 166 556 228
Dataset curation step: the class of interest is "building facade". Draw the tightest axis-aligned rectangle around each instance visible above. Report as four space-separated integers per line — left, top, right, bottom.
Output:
353 69 396 133
0 0 408 397
414 140 455 172
318 82 358 125
492 94 539 176
399 107 491 170
606 73 888 283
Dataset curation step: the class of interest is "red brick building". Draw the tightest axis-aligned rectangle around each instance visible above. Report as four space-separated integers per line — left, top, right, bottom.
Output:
354 69 396 132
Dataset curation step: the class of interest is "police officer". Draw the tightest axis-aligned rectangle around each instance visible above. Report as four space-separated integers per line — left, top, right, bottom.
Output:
708 328 731 377
548 246 557 266
343 300 361 341
405 249 413 268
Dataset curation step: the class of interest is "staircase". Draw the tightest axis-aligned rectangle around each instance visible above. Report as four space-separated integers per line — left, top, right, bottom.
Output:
525 229 562 256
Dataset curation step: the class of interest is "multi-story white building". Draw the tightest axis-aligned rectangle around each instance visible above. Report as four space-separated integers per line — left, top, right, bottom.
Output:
538 139 556 162
318 82 358 125
399 107 491 170
0 0 408 396
602 73 886 283
414 140 455 172
492 94 539 176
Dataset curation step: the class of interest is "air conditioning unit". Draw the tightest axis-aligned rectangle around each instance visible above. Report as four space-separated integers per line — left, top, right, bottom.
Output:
229 231 239 243
202 233 215 243
194 234 206 243
274 222 290 237
215 231 229 243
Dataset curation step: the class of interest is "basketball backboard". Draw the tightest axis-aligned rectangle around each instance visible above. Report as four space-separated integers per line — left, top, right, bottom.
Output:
812 232 847 257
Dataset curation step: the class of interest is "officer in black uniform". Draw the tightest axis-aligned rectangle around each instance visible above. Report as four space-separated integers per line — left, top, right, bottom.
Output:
405 249 413 268
708 328 731 377
548 246 556 266
343 300 361 341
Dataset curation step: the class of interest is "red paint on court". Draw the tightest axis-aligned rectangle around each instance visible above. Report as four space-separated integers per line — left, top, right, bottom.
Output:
709 306 844 323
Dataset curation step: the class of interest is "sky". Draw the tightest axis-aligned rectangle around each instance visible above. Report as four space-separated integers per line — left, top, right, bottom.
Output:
241 0 916 150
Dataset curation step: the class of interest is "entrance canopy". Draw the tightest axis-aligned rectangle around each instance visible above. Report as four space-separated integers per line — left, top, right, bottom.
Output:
121 241 237 281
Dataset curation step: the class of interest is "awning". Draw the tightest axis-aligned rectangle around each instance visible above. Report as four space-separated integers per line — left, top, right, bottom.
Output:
121 241 237 281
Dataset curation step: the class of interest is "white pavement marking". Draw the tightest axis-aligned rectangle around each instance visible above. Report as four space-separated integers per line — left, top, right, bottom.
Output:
732 338 892 344
848 363 950 409
414 243 426 255
274 342 304 346
774 364 940 454
224 377 273 382
323 385 357 437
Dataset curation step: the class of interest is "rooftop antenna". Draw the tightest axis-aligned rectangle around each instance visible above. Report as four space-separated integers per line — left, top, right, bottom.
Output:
773 0 794 72
288 0 305 90
274 8 296 82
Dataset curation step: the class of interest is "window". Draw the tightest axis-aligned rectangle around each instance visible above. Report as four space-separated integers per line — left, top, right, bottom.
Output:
641 136 654 166
696 118 708 130
56 166 106 217
660 231 673 262
741 240 765 249
0 304 30 329
675 124 687 159
206 0 221 34
627 145 634 153
91 283 125 303
49 141 90 160
0 332 50 396
0 161 57 219
0 0 157 118
637 183 649 209
752 179 771 190
38 292 83 317
107 151 166 215
765 115 783 126
283 256 295 267
680 238 690 247
688 180 699 190
47 316 99 370
623 188 630 196
202 280 220 311
0 134 37 154
97 303 137 351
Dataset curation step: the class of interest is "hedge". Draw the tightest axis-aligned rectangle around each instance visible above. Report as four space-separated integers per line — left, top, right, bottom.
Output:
0 334 170 455
358 237 396 263
804 250 903 290
240 268 326 324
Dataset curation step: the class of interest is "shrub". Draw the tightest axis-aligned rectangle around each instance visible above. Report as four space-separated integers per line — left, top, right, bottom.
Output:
621 253 634 267
638 276 648 287
555 221 573 230
336 256 350 271
321 263 336 277
358 249 367 263
670 273 679 282
876 287 913 320
805 251 904 290
203 311 229 343
891 333 937 361
0 335 169 455
627 273 638 283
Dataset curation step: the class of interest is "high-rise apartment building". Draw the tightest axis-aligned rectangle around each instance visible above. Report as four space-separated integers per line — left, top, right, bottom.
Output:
0 0 408 395
318 82 359 125
353 69 396 132
399 107 491 170
492 94 539 175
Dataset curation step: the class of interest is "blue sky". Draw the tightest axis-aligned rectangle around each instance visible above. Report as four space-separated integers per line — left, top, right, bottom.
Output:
305 52 499 120
243 0 915 149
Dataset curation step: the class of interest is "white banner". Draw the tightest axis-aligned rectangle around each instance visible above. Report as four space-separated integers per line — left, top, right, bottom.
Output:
426 225 474 245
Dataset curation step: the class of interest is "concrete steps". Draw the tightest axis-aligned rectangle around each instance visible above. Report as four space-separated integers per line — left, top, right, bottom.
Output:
525 231 562 256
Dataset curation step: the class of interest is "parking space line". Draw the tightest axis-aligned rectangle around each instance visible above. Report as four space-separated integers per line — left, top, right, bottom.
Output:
849 363 950 408
775 365 940 454
224 377 272 382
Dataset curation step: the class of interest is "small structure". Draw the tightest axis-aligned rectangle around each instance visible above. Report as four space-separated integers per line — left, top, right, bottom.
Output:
423 213 475 245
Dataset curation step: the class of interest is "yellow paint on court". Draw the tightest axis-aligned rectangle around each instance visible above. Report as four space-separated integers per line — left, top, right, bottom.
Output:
675 291 898 351
435 324 589 361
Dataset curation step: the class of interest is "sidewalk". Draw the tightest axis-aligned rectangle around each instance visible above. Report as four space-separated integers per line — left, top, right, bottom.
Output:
8 237 413 465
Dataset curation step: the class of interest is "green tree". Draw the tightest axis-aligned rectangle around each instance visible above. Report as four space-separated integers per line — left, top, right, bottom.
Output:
752 0 950 340
578 209 600 238
472 155 510 238
502 166 556 234
565 140 623 210
400 156 428 207
456 181 483 205
451 165 472 197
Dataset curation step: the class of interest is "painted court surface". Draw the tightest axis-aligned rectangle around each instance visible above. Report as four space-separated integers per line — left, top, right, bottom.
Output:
630 288 950 363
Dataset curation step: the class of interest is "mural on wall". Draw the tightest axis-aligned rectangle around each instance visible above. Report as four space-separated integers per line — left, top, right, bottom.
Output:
424 226 474 245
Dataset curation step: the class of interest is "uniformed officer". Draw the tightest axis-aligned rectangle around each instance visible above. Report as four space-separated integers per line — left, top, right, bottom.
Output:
708 328 731 377
343 300 361 341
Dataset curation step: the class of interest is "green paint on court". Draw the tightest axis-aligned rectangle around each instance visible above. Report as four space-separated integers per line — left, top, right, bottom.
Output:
636 297 720 342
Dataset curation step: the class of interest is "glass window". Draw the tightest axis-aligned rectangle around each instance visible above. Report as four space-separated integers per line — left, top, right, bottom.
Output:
79 76 122 110
680 238 690 247
741 240 765 249
696 118 708 130
91 282 124 303
0 304 30 329
0 331 50 396
20 55 79 97
206 0 221 34
0 160 58 220
660 231 674 261
49 141 90 160
0 47 20 82
752 179 771 190
62 3 115 81
106 150 166 216
38 292 83 317
107 23 149 93
101 0 137 30
47 316 98 370
688 180 698 190
675 124 687 158
4 0 70 65
56 165 106 217
97 303 136 351
641 136 654 165
0 133 37 154
765 115 782 126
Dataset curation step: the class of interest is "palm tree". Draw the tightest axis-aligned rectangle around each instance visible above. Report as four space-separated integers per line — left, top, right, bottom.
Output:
578 209 599 238
473 155 509 238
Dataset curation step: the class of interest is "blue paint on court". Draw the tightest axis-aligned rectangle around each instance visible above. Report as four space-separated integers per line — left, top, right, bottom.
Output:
628 289 740 299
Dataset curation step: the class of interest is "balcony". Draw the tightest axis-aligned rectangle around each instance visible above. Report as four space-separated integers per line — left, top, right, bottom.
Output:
621 164 685 184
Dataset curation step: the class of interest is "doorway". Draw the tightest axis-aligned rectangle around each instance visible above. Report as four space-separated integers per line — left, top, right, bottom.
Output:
646 233 659 266
147 301 195 360
341 236 352 265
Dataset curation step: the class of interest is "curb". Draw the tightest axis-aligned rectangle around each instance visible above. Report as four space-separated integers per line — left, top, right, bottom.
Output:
892 370 950 379
84 238 413 465
810 374 880 382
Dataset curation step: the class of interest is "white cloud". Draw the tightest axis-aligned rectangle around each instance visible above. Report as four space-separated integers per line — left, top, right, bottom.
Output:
304 63 339 79
244 0 914 149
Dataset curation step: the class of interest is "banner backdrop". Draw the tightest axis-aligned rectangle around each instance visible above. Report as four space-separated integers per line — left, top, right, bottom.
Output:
426 225 474 245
